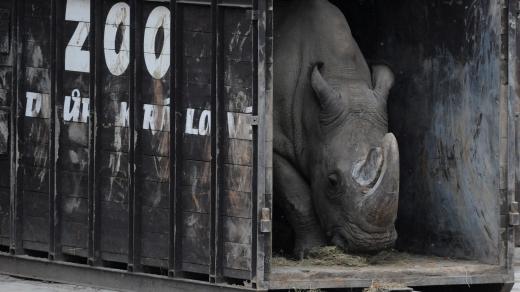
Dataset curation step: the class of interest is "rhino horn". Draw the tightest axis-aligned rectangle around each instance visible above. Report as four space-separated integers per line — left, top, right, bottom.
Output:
311 64 346 125
357 133 399 228
371 65 395 105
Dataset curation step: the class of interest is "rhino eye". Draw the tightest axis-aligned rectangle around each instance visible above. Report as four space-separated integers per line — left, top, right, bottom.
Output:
328 173 339 187
327 172 344 200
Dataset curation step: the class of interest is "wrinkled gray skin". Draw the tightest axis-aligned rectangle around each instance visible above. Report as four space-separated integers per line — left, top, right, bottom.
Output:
274 0 400 257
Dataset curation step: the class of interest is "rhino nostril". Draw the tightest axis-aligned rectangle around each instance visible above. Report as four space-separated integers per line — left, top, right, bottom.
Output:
352 147 384 188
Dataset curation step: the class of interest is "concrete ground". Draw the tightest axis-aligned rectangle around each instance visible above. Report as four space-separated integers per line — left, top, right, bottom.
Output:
0 275 118 292
514 274 520 292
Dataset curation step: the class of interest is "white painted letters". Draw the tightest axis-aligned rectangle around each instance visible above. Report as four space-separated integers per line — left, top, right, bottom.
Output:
144 6 171 79
104 2 131 76
117 101 130 127
65 0 91 73
64 90 81 122
64 1 173 79
227 106 253 140
25 92 41 118
185 109 212 136
25 92 50 118
143 101 170 131
185 108 199 135
142 104 156 130
64 89 89 123
81 98 90 122
198 110 211 136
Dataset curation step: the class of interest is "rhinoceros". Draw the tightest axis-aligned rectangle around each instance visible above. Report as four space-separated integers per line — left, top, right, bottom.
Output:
274 0 399 257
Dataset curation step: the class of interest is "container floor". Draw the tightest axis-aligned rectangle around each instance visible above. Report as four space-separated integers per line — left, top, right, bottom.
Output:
270 251 509 290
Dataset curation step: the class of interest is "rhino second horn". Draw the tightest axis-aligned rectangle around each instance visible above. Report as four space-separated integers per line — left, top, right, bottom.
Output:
372 65 395 104
360 133 399 228
311 65 345 122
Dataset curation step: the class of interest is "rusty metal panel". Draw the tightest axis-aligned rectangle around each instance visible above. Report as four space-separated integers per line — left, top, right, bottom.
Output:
134 0 171 270
0 9 10 54
219 3 255 280
179 2 212 273
18 0 53 253
58 0 91 260
2 0 258 282
0 0 13 250
0 0 266 287
0 0 516 291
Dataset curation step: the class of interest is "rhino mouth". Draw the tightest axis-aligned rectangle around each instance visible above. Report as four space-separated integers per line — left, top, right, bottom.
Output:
332 224 397 253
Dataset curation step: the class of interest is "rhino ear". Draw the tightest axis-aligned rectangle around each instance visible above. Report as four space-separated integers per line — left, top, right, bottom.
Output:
371 65 395 104
311 64 346 126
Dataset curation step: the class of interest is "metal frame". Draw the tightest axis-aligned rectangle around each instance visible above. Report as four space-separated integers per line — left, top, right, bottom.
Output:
0 253 258 292
169 0 183 278
49 0 60 262
506 0 519 269
1 0 516 291
88 0 103 267
9 0 24 257
128 0 142 273
209 0 223 283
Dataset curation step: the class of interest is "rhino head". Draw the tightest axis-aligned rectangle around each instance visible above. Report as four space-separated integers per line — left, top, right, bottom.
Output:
308 63 399 253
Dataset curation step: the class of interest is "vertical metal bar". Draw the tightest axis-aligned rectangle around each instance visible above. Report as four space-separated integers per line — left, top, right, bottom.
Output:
499 0 510 268
88 0 102 266
7 0 16 253
168 0 175 276
252 0 268 286
506 0 518 270
129 0 142 273
127 0 135 269
49 0 61 261
9 0 15 254
250 0 259 284
175 0 185 277
210 0 224 283
8 0 16 254
169 0 184 277
10 0 24 256
514 0 520 248
209 0 217 280
264 0 273 283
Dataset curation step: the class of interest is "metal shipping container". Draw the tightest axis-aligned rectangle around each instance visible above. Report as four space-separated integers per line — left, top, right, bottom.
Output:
0 0 518 291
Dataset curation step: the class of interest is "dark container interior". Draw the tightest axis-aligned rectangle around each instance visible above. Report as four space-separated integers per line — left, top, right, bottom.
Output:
0 0 515 290
269 1 515 289
273 0 508 266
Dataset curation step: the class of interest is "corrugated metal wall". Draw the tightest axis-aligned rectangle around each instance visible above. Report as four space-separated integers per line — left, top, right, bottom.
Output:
0 0 271 288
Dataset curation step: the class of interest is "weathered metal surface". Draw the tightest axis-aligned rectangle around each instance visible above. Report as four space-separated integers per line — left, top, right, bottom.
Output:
329 0 512 264
0 0 268 289
0 0 13 249
0 253 258 292
0 0 517 291
270 0 515 290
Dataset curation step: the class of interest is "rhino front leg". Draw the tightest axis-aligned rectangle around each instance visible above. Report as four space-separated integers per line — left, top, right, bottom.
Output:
274 153 326 258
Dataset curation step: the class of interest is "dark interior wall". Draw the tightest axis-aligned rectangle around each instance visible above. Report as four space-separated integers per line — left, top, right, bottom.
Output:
375 1 502 264
334 0 502 263
276 0 503 264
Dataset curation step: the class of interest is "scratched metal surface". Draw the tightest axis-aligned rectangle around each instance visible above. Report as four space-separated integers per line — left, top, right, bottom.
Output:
0 0 268 288
329 0 507 265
